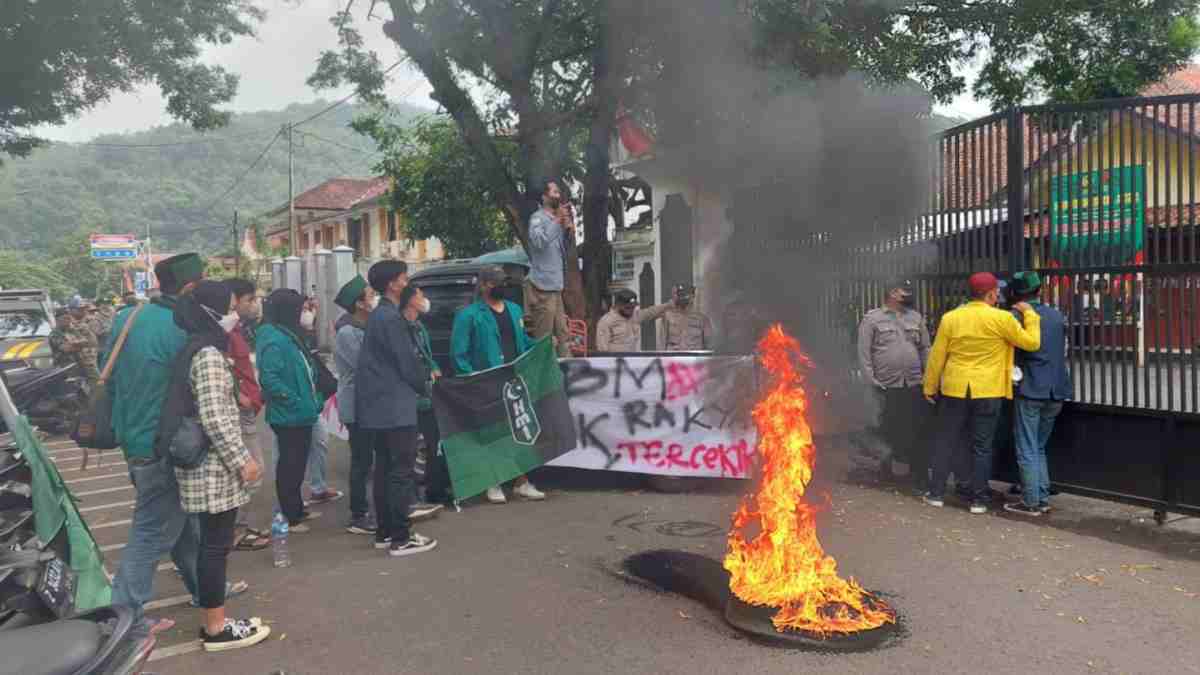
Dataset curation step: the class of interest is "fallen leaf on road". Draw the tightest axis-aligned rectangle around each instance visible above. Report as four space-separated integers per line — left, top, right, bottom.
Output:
678 610 691 620
1076 616 1087 624
279 633 287 641
1080 574 1104 586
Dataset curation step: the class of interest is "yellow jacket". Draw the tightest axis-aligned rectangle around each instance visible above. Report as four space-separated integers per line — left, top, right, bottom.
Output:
923 301 1041 400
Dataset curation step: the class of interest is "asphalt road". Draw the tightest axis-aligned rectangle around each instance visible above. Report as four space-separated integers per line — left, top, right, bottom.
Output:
52 431 1200 675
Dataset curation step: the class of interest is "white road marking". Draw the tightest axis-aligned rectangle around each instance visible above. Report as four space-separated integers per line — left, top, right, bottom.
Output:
148 639 202 662
64 471 128 485
74 484 133 498
89 518 132 530
80 499 136 513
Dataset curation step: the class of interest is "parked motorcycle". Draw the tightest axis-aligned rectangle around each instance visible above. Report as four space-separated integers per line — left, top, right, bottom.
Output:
0 364 87 435
0 604 156 675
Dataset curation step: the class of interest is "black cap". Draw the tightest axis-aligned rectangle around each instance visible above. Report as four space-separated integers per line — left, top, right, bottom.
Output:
613 289 638 306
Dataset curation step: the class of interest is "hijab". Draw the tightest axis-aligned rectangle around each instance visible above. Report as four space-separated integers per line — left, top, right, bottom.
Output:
174 279 232 353
264 288 305 337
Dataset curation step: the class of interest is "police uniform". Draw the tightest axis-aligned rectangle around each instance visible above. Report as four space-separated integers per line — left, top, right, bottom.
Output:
595 290 671 353
660 307 713 351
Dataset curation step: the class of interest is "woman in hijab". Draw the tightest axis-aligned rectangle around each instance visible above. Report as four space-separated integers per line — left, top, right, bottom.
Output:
256 289 323 529
165 280 270 652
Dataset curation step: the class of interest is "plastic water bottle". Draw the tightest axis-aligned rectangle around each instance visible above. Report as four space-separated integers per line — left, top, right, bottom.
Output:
271 509 291 568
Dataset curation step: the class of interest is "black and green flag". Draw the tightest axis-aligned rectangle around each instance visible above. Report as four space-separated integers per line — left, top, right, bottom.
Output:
432 336 577 501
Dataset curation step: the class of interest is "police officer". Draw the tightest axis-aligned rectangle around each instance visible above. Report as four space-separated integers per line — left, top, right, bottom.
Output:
856 279 931 490
660 284 713 351
595 289 672 353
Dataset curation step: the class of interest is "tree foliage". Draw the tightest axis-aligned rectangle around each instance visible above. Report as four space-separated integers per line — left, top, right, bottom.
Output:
353 113 515 259
0 101 422 255
0 253 71 302
1 0 265 160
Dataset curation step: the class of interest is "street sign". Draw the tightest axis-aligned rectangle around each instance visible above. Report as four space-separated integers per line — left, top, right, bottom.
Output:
90 248 137 260
90 233 138 261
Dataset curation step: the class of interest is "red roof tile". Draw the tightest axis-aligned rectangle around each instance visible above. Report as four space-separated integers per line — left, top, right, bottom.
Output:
293 177 390 211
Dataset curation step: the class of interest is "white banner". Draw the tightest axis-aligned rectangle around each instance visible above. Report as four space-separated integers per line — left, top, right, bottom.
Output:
549 355 759 479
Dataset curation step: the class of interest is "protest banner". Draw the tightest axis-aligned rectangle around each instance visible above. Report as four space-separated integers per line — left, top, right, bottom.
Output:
550 354 759 479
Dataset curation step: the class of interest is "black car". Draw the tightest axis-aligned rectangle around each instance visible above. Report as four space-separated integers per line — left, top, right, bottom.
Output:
408 259 529 375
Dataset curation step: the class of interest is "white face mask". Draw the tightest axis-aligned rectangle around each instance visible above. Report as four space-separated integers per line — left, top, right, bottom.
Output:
418 297 431 314
300 310 315 330
369 296 380 311
219 312 240 334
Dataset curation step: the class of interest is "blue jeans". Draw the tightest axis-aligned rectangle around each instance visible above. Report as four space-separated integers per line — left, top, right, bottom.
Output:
111 457 200 620
1014 397 1063 508
928 394 1002 501
307 424 328 494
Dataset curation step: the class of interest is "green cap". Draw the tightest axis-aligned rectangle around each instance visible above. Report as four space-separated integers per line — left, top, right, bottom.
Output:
1009 271 1043 296
334 275 368 312
155 253 204 292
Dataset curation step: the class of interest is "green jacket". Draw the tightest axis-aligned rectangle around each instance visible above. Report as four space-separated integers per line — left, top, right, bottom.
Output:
255 323 320 428
102 297 188 458
408 318 440 411
450 299 533 375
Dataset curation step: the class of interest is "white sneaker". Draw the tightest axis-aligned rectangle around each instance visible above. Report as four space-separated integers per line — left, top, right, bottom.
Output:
513 481 545 501
486 486 507 504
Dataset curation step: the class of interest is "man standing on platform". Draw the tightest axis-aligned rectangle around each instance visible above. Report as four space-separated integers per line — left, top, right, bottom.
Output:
525 179 572 357
857 279 931 490
922 272 1041 515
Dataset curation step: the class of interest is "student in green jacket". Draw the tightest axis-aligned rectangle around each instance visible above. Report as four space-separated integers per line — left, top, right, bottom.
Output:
256 289 322 529
449 265 545 505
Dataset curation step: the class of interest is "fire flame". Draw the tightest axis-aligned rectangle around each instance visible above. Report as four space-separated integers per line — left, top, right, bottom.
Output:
724 325 895 636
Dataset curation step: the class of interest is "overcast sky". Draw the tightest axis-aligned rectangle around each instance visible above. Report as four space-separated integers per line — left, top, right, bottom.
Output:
40 0 989 143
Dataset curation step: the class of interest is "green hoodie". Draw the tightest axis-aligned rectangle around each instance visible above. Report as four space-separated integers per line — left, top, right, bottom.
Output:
102 296 188 458
255 323 320 427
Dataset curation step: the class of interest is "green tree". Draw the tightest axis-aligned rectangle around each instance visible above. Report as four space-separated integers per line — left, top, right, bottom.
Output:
48 228 123 301
353 113 515 259
314 0 1200 321
1 0 263 160
0 253 71 301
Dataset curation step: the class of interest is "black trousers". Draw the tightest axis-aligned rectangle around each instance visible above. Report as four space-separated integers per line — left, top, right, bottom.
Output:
271 424 313 525
371 426 417 543
418 409 451 504
197 508 238 609
345 423 374 519
928 394 1002 501
879 386 931 488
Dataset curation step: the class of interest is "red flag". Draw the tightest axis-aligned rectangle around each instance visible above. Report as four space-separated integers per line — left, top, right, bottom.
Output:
616 105 654 157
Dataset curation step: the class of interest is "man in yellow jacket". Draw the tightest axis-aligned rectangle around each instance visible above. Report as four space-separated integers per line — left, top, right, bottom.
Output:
922 272 1041 514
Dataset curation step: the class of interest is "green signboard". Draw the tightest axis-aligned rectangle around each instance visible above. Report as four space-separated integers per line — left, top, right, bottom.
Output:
1049 165 1145 262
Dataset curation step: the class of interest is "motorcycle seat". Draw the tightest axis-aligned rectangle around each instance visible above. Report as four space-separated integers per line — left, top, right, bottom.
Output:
0 617 102 675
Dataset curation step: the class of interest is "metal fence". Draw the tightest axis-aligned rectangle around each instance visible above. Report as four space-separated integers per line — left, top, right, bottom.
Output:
836 94 1200 417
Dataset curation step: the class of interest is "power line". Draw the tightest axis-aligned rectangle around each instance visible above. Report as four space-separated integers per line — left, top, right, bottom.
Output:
196 130 283 218
70 128 277 149
293 129 380 158
291 59 407 128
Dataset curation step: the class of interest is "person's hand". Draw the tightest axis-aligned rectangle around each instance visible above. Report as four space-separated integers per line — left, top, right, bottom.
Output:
240 457 261 484
1013 301 1033 314
431 371 441 381
924 394 937 405
237 392 252 409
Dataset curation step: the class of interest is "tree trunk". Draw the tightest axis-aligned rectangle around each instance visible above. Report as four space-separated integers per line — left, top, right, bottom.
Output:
580 0 628 332
383 6 528 249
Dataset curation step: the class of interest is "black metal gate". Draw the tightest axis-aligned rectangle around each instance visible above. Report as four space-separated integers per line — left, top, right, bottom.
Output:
840 94 1200 519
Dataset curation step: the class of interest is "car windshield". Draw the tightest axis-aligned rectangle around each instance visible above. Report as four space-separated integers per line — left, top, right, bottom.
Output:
0 311 51 339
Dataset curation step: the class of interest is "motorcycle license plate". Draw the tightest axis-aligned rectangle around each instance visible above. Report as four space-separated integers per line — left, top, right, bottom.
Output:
37 557 76 617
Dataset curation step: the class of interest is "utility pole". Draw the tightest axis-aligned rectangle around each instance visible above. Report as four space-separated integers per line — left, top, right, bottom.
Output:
233 209 240 276
285 123 296 256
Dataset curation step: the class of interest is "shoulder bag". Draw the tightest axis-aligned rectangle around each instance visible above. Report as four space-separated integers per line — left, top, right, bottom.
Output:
72 304 145 455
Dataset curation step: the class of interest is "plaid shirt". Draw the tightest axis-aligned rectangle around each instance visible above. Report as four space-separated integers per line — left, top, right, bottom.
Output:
176 346 251 514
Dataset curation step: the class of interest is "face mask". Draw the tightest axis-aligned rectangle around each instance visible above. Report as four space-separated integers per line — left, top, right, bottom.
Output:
219 312 240 334
418 297 431 314
899 294 915 307
547 196 561 210
368 295 380 311
300 310 315 329
488 286 506 301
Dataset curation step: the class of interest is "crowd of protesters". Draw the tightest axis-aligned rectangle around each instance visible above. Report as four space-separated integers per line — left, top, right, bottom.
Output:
857 271 1071 517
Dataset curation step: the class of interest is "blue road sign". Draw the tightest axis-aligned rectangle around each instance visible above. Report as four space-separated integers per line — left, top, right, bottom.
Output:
90 249 137 260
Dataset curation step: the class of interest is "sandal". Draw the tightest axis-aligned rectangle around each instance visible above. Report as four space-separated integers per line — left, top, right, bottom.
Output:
233 531 270 551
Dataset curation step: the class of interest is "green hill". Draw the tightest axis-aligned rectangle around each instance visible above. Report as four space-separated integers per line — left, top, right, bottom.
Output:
0 100 425 255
